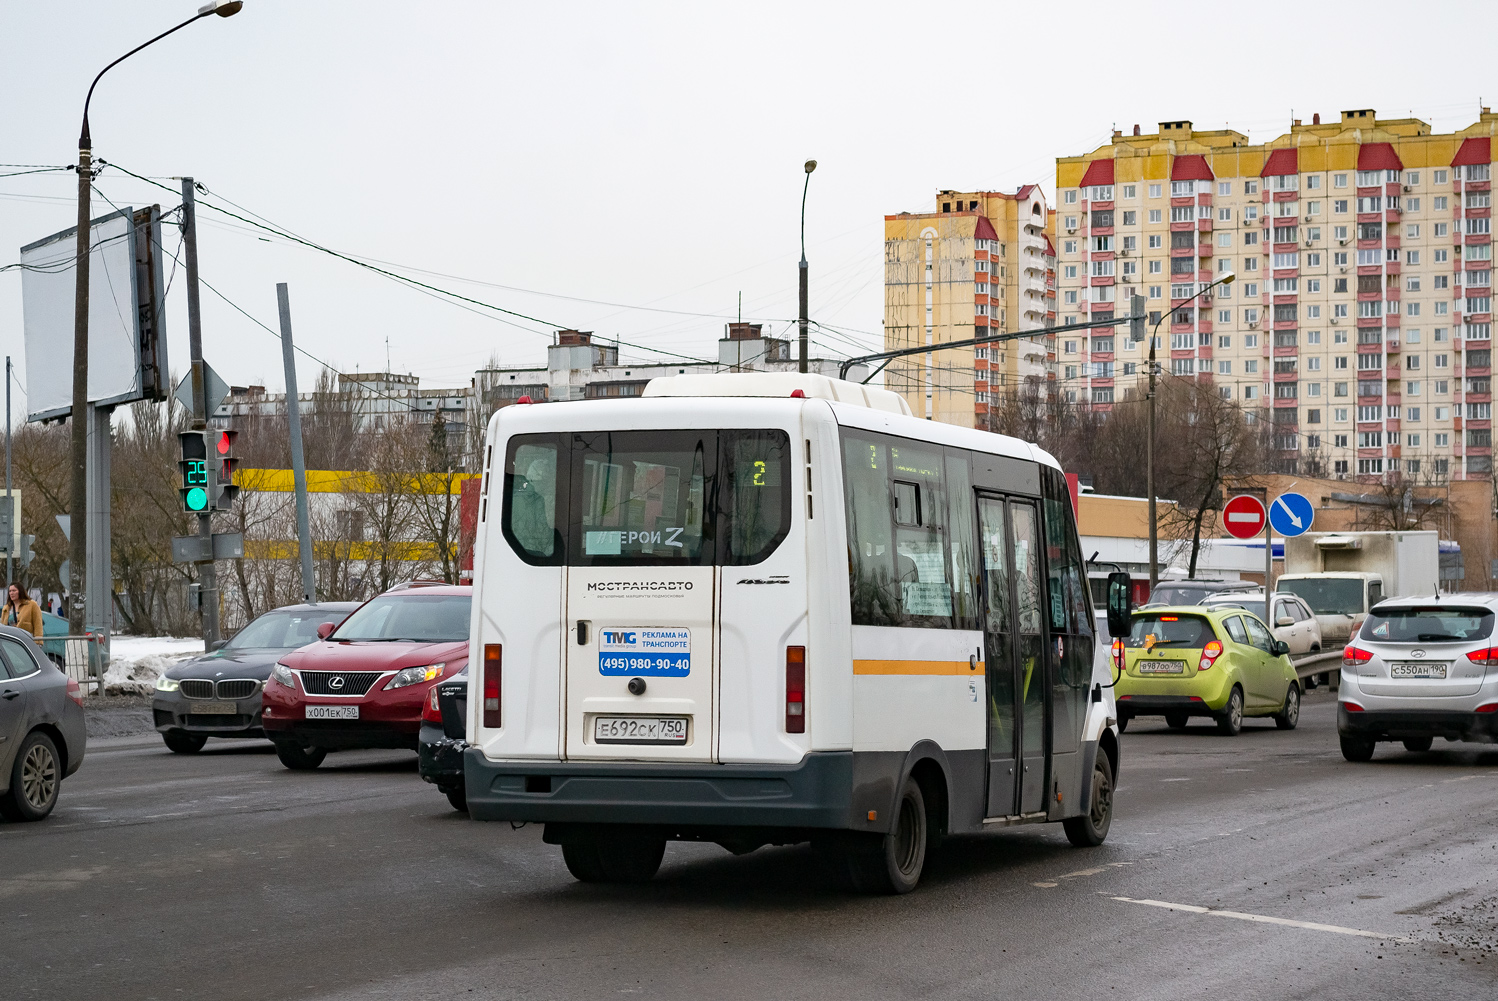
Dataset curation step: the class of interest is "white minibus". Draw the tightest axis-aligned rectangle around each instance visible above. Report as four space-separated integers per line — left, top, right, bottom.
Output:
465 373 1123 893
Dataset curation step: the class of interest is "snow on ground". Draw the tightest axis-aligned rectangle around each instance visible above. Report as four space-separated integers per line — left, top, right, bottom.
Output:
103 636 206 694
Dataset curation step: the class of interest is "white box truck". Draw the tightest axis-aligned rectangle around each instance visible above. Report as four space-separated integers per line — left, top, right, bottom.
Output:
1276 531 1441 648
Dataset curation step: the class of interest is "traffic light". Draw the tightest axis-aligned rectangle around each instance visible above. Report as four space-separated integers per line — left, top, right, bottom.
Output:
211 429 239 510
178 431 211 513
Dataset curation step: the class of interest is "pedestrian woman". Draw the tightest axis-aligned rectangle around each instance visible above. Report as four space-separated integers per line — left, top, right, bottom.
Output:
3 583 44 644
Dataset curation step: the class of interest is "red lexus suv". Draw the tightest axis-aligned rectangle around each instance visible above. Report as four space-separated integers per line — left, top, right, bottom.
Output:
261 583 471 770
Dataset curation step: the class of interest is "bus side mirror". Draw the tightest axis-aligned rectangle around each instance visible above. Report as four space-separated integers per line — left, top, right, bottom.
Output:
1106 571 1133 638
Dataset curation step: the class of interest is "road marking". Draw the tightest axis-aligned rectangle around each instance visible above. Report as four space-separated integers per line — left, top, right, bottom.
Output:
1032 882 1058 888
1161 777 1191 782
1441 772 1498 784
1061 867 1108 878
1110 896 1413 942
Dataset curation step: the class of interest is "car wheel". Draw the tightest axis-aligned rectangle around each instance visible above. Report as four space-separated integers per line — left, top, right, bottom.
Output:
1339 735 1376 762
561 827 666 883
832 776 929 895
163 732 207 754
1063 752 1114 847
1402 736 1434 753
1274 683 1301 730
273 741 327 770
1165 712 1189 729
1303 674 1318 690
0 731 61 822
1215 687 1244 736
445 785 468 812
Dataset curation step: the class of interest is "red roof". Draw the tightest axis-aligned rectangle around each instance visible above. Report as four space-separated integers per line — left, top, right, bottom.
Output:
1043 235 1057 256
1079 159 1115 188
1015 183 1037 199
974 215 999 241
1357 143 1403 172
1260 148 1298 177
1171 154 1214 181
1453 137 1492 167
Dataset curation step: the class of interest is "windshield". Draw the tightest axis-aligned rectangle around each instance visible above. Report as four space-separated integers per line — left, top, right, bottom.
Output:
1125 614 1216 649
226 610 346 650
1361 607 1494 644
332 593 472 643
1278 577 1365 615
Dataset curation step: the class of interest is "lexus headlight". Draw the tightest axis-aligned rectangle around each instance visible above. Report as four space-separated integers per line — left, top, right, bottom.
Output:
386 663 446 690
270 663 296 689
154 675 181 692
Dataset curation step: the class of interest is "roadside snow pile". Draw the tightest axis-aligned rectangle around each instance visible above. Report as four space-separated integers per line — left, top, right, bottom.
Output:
102 636 205 694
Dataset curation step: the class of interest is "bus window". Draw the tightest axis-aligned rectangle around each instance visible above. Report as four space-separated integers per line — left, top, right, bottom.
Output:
571 430 714 565
1043 466 1093 753
944 452 979 627
723 430 791 565
843 434 899 624
503 437 562 562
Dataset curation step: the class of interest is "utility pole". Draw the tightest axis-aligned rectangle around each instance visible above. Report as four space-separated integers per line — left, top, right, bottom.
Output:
798 160 816 374
182 177 219 647
276 283 316 604
5 356 11 588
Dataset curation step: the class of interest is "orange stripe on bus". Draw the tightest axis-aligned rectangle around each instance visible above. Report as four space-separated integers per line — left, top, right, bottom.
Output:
853 659 982 676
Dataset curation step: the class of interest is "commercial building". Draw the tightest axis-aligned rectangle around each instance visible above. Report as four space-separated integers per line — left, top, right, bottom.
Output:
1054 108 1498 482
883 187 1056 426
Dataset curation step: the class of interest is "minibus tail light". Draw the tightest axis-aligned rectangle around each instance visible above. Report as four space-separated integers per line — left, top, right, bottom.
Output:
1198 640 1223 672
786 646 806 733
1342 645 1372 667
483 644 502 728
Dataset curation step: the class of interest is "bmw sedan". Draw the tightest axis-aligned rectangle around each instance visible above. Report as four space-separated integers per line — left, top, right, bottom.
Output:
1338 597 1498 760
152 602 359 753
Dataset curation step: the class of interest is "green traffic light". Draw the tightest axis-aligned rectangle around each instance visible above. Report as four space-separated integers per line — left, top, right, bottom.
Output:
185 487 209 511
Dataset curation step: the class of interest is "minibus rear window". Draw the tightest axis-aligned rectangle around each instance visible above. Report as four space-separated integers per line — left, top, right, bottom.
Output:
500 430 791 567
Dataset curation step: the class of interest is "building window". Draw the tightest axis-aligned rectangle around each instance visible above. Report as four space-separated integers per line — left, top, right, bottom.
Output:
1064 290 1078 305
1064 240 1077 254
1149 285 1162 299
1064 189 1078 204
1122 210 1137 226
1435 223 1448 238
1122 235 1138 251
1148 234 1163 249
1245 180 1259 194
1064 216 1078 230
1407 381 1421 395
1064 264 1078 279
1148 260 1162 274
1149 183 1162 198
1218 360 1232 374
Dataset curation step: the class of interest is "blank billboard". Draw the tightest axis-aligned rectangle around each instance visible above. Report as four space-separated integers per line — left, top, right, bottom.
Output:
19 205 169 422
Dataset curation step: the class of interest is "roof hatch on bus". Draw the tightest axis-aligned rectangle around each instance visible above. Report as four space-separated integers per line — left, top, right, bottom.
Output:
642 372 913 416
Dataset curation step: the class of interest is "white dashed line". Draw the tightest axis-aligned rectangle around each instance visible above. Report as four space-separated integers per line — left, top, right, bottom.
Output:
1109 896 1413 941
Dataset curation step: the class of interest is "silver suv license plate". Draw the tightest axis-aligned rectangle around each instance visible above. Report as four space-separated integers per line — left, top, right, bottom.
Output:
593 716 688 745
1390 663 1447 679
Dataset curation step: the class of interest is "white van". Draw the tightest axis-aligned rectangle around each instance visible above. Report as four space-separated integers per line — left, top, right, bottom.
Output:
464 374 1122 893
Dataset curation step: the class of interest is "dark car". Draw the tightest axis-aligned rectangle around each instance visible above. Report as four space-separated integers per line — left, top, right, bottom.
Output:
0 624 86 821
151 602 359 753
419 666 468 811
1145 579 1259 608
261 584 471 770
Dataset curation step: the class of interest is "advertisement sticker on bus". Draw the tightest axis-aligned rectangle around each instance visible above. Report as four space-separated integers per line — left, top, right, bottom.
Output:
599 627 692 676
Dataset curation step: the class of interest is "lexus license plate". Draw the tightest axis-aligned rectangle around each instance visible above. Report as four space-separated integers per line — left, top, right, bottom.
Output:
1138 661 1185 674
305 705 359 720
593 716 688 745
1390 663 1447 679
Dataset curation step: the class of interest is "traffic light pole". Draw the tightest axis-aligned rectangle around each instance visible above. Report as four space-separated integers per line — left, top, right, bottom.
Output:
181 177 219 648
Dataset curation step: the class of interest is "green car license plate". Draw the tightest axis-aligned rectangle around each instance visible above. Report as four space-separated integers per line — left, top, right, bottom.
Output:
1138 660 1185 674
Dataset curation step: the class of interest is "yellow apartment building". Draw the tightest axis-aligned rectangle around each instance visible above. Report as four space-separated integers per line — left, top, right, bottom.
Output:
883 187 1056 426
1054 108 1498 483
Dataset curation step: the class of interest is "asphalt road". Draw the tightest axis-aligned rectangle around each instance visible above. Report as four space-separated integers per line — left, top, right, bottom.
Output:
4 688 1496 1000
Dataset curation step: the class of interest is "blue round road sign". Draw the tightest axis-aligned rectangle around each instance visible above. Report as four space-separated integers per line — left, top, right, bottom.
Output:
1269 492 1314 537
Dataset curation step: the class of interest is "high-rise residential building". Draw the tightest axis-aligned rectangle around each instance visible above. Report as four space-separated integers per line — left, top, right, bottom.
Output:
1055 108 1498 482
883 187 1056 426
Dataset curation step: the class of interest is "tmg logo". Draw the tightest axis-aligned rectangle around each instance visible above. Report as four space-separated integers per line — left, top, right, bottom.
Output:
602 631 636 645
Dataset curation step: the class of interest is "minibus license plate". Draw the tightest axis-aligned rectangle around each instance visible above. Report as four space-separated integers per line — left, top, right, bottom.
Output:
1138 661 1185 674
1390 663 1447 679
306 705 359 719
594 716 687 745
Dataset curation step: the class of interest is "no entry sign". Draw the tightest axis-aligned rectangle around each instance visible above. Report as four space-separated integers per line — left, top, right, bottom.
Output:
1222 494 1267 540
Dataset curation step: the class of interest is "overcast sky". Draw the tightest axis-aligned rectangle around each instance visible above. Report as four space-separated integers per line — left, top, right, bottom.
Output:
2 0 1493 414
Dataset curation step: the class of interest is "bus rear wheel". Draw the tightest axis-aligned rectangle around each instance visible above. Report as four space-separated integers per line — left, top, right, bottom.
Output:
561 827 666 884
833 776 928 895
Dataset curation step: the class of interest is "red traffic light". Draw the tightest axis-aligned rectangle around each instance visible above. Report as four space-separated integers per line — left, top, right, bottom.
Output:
214 429 236 455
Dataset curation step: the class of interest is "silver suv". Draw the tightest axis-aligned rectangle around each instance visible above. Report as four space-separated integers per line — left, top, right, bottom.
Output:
1338 595 1498 760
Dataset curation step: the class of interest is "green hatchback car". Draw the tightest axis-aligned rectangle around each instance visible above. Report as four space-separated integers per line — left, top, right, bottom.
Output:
1114 606 1301 735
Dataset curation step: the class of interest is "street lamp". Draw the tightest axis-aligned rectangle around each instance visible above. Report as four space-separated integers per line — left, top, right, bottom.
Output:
798 159 816 375
67 1 243 635
1146 270 1235 591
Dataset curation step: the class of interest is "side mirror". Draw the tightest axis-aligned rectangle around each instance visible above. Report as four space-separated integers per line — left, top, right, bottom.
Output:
1276 615 1294 627
209 639 228 651
1272 639 1290 656
1106 571 1133 638
316 621 337 640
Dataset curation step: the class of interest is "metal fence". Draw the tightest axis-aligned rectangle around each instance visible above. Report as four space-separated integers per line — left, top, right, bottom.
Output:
49 634 109 695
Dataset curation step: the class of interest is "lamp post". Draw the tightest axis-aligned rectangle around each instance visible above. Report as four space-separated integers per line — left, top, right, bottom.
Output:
798 159 816 375
67 1 243 635
1146 270 1235 590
